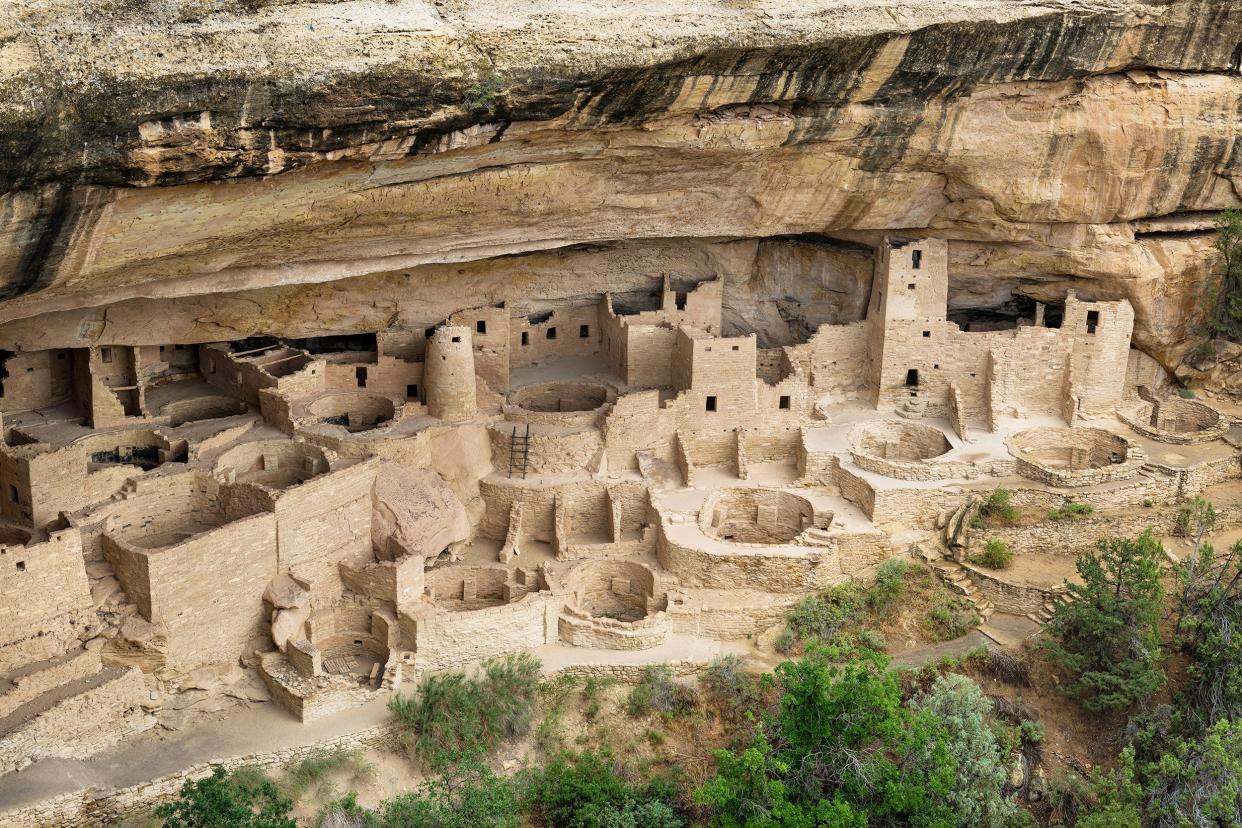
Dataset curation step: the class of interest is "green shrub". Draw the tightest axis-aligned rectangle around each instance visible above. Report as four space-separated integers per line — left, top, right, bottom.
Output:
910 674 1018 827
857 627 888 652
581 675 613 723
378 757 521 828
155 766 295 828
786 581 867 642
282 747 374 802
388 652 541 763
1142 499 1153 509
974 539 1014 570
626 665 697 718
523 751 684 828
868 558 910 615
1020 719 1045 745
974 488 1019 528
771 626 797 654
1048 502 1094 522
926 596 980 641
699 654 758 718
1177 387 1196 399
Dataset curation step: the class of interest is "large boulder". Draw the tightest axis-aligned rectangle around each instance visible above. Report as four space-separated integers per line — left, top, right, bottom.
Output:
371 462 471 560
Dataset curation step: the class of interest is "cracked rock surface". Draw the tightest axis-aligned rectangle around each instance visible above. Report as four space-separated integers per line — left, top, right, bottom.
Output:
0 0 1239 373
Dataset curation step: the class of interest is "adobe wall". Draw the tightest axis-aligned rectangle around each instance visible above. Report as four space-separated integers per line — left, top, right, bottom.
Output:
323 354 423 403
488 422 604 476
144 512 277 671
510 305 600 367
601 391 676 471
558 608 671 650
0 665 150 776
790 321 869 396
0 531 92 672
666 590 803 639
658 525 852 593
0 349 74 413
404 593 558 672
273 459 378 598
961 563 1065 616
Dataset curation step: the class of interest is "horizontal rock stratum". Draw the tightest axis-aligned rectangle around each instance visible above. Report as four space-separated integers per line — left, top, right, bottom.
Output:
0 0 1239 371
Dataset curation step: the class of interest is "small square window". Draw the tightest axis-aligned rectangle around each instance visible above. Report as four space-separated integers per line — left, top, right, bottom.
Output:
579 324 590 338
100 347 112 363
476 320 487 334
521 332 529 346
907 283 916 291
704 346 712 352
451 336 461 343
159 345 166 353
546 327 557 340
778 395 791 410
706 395 717 412
922 331 930 338
731 345 739 351
15 561 24 572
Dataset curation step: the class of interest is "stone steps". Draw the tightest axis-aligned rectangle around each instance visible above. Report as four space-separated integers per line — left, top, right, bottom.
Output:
929 560 994 620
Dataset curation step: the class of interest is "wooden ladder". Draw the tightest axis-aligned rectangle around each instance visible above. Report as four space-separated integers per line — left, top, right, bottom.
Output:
508 424 531 479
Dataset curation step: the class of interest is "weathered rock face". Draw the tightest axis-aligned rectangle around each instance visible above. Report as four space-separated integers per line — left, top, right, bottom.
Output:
0 0 1240 372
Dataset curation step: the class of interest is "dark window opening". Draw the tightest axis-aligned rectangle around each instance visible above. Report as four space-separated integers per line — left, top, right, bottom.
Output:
1086 310 1100 334
579 324 590 338
406 384 419 399
521 332 529 346
905 369 919 387
731 345 739 351
706 395 718 412
101 347 113 363
778 395 791 410
675 292 688 311
8 485 17 502
355 367 367 388
15 561 24 572
425 327 436 339
546 327 557 340
159 345 166 353
451 336 461 343
922 330 930 338
353 639 363 646
912 249 923 269
476 320 487 334
907 283 916 291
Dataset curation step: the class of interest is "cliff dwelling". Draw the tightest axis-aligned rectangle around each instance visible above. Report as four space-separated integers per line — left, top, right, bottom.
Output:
0 0 1241 823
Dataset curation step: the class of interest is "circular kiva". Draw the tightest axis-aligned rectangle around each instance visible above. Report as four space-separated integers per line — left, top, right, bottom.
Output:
1117 397 1227 444
1008 426 1142 486
848 419 960 480
306 392 396 433
698 487 814 545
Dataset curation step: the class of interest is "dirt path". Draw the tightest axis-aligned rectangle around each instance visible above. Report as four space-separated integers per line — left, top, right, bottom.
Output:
0 634 748 812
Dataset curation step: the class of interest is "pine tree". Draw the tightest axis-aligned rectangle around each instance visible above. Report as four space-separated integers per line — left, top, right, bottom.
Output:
1045 530 1166 712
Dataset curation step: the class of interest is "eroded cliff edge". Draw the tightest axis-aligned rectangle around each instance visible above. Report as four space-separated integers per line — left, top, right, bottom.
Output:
0 0 1240 376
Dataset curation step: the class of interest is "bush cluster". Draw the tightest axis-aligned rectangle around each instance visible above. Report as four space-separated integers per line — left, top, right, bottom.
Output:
388 652 541 763
974 538 1014 570
626 665 698 718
